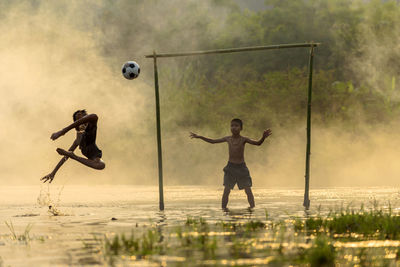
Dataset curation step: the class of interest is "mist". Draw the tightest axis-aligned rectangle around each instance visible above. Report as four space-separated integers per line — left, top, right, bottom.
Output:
1 0 399 188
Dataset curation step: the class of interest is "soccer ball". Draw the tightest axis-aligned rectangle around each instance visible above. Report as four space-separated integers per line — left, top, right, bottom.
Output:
122 61 140 80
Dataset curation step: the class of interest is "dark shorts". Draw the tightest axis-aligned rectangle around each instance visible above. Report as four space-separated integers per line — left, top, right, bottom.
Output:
81 143 102 160
80 122 102 160
223 162 252 190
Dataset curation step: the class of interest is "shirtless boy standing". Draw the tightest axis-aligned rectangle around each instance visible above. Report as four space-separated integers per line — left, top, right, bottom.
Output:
190 118 271 210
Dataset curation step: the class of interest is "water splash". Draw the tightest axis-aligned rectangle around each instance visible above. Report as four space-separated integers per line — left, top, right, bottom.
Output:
37 181 69 216
37 183 52 207
48 205 65 216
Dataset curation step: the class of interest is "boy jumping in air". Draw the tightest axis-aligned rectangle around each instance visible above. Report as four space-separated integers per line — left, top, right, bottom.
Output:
190 118 271 210
41 109 105 183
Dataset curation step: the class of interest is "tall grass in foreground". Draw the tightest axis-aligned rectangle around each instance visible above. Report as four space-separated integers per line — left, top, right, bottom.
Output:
104 229 164 257
88 207 400 266
295 205 400 239
4 221 33 244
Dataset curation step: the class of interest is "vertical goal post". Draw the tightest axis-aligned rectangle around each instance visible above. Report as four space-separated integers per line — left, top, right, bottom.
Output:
145 42 320 210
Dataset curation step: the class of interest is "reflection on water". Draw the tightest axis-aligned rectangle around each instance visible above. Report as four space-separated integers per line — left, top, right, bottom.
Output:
0 185 399 266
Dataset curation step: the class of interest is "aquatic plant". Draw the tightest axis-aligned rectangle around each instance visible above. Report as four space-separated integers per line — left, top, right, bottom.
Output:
244 220 265 232
296 206 400 239
4 221 33 244
91 207 400 266
177 219 218 259
185 216 197 226
306 236 335 267
218 220 265 234
229 236 254 259
103 229 164 258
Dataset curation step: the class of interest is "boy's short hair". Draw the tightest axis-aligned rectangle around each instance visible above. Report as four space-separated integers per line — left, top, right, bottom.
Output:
231 118 243 129
73 109 87 121
73 109 87 130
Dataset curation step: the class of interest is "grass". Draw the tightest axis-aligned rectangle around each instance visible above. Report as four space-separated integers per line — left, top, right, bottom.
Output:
295 205 400 239
83 209 400 266
306 236 335 267
103 229 164 258
5 221 33 244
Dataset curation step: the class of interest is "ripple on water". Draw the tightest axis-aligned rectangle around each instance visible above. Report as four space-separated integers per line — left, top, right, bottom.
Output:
0 186 400 266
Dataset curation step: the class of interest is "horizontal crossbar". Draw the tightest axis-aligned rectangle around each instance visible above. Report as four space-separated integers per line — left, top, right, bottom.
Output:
145 43 320 58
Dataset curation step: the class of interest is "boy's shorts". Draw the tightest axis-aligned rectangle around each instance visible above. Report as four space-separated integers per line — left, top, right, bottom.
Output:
81 143 102 160
223 162 252 190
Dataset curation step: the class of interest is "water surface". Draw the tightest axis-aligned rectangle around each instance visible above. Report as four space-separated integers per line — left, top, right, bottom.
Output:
0 185 399 266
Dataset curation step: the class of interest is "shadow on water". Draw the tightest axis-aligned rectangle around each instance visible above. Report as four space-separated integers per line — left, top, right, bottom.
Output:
223 207 254 221
156 211 167 226
155 211 167 244
13 213 40 217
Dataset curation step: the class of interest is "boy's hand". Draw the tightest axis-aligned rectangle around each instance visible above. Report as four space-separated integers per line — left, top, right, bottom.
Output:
51 130 65 140
189 132 199 139
263 129 272 138
41 173 55 183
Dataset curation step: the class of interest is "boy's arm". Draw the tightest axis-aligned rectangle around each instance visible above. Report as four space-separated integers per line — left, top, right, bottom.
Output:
190 132 227 144
41 134 82 183
50 114 98 140
245 129 272 146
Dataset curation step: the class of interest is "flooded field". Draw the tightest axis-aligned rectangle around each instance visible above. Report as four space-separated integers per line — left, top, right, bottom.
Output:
1 185 400 266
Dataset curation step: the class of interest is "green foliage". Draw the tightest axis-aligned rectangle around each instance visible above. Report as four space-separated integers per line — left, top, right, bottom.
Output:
92 208 400 266
177 217 218 258
24 0 397 132
306 236 336 267
153 0 400 132
244 220 265 232
5 0 398 130
296 206 400 240
166 65 400 135
230 236 251 259
104 229 164 258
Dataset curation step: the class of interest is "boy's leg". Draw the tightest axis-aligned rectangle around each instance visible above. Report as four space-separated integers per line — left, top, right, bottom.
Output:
222 186 231 210
244 187 255 208
56 148 105 170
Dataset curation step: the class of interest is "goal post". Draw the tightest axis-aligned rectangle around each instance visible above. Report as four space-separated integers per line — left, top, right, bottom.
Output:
145 42 320 210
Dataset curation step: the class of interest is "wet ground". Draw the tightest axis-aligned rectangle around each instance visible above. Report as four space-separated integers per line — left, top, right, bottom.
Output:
0 185 399 266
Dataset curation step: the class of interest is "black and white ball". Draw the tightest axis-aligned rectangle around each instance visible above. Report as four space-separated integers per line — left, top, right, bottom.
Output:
122 61 140 80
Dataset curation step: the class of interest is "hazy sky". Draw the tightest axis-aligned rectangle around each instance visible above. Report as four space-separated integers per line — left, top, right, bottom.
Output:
1 0 399 188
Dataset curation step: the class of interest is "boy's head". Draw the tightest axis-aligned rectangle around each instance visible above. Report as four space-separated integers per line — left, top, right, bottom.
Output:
231 118 243 135
73 109 87 130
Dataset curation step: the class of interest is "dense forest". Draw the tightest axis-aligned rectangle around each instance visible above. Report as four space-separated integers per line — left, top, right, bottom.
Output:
1 0 399 185
2 0 397 131
92 0 400 134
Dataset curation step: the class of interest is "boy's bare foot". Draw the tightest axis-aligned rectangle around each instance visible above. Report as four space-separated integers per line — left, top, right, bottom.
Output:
56 148 73 158
247 206 255 212
222 207 229 212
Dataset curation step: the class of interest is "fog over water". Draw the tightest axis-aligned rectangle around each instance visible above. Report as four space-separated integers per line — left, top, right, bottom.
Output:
1 2 400 265
0 0 399 187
